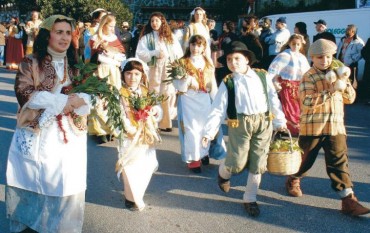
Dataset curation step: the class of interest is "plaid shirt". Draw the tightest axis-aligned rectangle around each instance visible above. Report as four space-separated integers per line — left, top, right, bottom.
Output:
299 66 356 136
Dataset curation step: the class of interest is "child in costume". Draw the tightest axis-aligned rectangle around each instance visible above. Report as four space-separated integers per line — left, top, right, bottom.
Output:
202 41 287 217
173 35 226 173
285 39 370 216
116 58 163 211
135 12 183 132
88 14 126 143
267 34 310 136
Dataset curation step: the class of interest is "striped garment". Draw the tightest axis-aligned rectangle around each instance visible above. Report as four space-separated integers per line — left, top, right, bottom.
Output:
299 66 356 136
267 49 310 81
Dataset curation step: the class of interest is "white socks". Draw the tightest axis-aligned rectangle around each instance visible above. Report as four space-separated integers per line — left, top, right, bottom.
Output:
243 172 261 203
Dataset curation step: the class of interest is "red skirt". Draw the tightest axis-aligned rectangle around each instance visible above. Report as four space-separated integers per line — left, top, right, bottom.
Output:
6 37 24 65
278 79 300 136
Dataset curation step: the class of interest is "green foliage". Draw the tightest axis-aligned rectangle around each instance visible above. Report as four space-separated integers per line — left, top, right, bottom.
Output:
270 138 302 153
70 59 124 131
31 0 132 25
127 91 167 111
164 59 187 84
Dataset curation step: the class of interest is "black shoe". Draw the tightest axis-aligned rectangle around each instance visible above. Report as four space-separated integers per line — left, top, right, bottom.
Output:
201 156 209 165
190 167 202 173
217 174 230 193
243 202 260 217
125 199 136 209
97 135 108 144
160 128 172 132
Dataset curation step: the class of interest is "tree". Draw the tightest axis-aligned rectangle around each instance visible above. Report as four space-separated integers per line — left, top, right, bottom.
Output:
13 0 133 26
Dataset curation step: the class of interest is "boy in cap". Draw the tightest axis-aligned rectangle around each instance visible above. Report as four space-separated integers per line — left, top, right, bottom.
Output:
285 39 370 216
202 41 287 217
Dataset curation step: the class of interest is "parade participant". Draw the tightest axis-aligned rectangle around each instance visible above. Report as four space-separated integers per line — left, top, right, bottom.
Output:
83 8 107 63
5 16 24 70
173 35 226 173
6 15 91 232
135 12 183 132
285 39 370 216
183 7 212 60
88 14 126 144
24 10 43 55
267 34 310 136
116 58 162 211
202 41 287 217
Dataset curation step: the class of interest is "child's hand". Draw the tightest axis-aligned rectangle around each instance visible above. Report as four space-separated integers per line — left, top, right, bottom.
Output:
201 137 210 148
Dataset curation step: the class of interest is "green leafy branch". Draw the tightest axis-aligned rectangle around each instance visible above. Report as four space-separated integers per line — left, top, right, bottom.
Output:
70 59 124 131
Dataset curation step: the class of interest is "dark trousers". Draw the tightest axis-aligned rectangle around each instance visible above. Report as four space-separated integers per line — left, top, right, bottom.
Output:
295 135 353 192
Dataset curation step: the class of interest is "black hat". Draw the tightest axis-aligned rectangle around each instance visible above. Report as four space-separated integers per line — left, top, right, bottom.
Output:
218 41 256 66
314 19 327 26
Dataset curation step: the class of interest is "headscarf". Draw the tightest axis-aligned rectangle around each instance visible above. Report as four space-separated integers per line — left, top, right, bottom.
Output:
39 15 75 31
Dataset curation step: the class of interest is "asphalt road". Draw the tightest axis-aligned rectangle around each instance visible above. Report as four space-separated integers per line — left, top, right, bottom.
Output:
0 68 369 233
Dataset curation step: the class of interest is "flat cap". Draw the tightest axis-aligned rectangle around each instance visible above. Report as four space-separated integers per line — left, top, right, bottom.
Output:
309 39 337 56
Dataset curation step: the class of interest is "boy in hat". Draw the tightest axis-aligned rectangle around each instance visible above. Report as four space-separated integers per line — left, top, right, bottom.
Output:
202 41 287 217
285 39 370 216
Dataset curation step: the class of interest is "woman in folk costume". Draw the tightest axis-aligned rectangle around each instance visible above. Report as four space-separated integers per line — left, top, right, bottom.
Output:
183 7 212 61
24 10 43 55
83 8 107 63
135 12 183 132
5 16 24 70
267 34 310 136
174 35 226 173
88 14 126 143
6 15 91 232
116 58 163 211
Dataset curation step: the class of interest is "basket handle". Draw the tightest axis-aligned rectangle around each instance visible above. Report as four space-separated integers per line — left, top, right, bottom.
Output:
272 129 294 152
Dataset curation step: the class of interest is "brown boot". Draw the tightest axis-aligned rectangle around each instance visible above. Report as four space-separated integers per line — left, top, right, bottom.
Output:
285 176 302 197
218 174 230 193
341 193 370 216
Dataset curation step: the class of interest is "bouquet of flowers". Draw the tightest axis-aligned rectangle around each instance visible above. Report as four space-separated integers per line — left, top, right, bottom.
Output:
163 59 187 84
115 91 166 173
127 91 167 122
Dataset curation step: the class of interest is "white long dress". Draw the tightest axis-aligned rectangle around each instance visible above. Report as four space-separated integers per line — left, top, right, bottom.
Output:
6 56 91 233
116 85 162 210
135 31 183 129
174 55 226 163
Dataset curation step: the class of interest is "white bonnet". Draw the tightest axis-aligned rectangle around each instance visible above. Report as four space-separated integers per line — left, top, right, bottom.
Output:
120 58 149 78
190 7 206 15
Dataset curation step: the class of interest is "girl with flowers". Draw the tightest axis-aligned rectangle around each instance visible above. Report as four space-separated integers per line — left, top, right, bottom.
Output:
6 15 91 232
267 34 310 136
116 58 163 211
88 14 126 143
173 35 226 173
135 12 183 132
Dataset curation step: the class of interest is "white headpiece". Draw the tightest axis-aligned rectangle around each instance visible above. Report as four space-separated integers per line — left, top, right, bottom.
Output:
120 58 149 78
90 8 106 17
190 7 206 15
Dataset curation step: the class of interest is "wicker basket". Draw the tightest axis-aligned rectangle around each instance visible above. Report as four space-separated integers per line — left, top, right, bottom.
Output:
267 130 302 176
